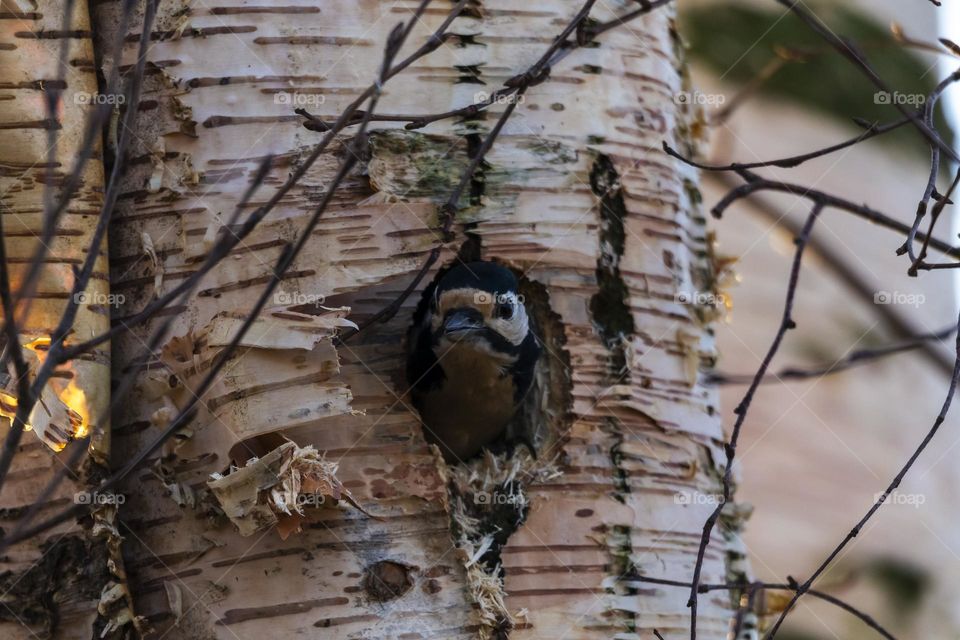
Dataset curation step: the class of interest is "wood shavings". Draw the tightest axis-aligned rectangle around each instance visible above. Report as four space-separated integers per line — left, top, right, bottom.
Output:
141 232 164 296
207 441 368 537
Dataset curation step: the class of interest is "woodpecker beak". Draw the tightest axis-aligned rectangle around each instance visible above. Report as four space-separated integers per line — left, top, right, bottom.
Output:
441 308 484 335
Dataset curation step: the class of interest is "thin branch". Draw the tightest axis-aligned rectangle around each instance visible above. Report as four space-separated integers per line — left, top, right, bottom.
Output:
688 202 824 639
775 0 957 163
0 214 34 488
54 0 474 363
0 11 413 552
634 575 896 640
705 172 957 378
762 314 960 638
11 0 135 320
341 0 670 341
709 324 957 384
1 154 275 548
708 169 960 261
662 113 913 171
899 68 960 272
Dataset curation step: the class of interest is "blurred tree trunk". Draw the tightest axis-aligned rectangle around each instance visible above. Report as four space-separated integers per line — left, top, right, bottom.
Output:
3 0 749 638
0 0 127 637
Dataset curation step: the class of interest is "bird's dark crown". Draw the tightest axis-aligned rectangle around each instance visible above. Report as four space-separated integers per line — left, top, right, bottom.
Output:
435 262 519 297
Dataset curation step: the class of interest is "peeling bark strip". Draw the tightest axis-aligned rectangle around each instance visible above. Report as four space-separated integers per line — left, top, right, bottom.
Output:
0 0 120 637
78 1 746 639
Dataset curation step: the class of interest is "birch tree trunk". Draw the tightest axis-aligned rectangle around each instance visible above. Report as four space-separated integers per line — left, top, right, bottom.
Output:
5 0 749 638
0 0 127 637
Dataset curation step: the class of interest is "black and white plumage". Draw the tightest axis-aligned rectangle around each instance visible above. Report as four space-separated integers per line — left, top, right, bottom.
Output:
406 262 541 462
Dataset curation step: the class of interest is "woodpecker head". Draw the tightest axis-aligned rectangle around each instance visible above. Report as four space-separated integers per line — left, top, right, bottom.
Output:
427 262 532 362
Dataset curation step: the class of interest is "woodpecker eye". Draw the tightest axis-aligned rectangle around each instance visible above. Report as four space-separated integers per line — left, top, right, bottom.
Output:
496 303 514 320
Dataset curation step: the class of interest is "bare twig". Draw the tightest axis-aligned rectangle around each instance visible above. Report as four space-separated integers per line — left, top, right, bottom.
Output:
709 324 957 384
687 202 824 638
761 315 960 638
634 575 896 640
0 10 412 551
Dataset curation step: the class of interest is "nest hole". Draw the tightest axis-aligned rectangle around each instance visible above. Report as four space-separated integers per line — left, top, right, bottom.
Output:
407 259 573 636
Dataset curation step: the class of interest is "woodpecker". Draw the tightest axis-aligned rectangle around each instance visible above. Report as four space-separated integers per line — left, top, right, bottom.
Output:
407 262 541 462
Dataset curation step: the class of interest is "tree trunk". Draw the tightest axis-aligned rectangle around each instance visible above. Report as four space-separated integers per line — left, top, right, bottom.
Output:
5 0 749 638
0 0 126 637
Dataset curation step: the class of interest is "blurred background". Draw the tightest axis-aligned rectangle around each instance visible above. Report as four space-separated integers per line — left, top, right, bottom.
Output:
680 0 960 638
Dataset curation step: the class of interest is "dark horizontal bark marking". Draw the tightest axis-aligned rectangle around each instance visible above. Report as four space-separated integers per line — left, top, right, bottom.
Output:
4 256 84 265
125 26 257 42
501 544 601 554
121 512 182 530
0 119 60 130
197 268 314 296
0 11 41 19
118 206 206 222
188 74 325 88
14 29 92 39
210 546 308 568
0 496 69 518
314 613 378 628
203 114 301 128
507 587 605 596
206 369 340 411
136 569 204 593
530 482 616 492
218 597 350 625
211 5 320 14
253 36 372 46
484 8 556 16
508 564 608 574
0 79 67 90
183 238 287 263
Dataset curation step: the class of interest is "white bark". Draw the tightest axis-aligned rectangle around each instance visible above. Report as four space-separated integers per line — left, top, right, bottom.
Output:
2 0 748 638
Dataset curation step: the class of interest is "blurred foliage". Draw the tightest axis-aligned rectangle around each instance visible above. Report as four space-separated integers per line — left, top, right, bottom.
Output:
866 557 930 615
681 2 954 153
